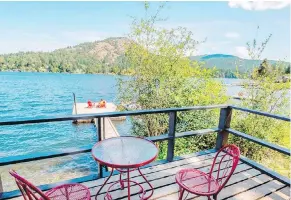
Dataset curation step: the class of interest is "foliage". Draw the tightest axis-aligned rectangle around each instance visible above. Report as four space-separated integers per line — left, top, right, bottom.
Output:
190 54 289 78
118 2 228 158
0 38 131 75
229 31 290 177
285 64 290 74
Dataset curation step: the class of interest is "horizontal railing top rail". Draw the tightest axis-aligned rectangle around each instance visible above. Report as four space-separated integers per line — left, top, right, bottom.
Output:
230 105 291 122
0 104 290 126
0 104 227 126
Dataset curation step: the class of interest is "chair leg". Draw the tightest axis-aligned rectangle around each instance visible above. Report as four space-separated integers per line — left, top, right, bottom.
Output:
208 196 211 200
213 194 218 200
178 187 185 200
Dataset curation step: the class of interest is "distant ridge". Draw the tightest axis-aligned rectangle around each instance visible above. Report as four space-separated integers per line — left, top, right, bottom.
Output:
0 37 289 75
200 54 236 60
190 54 288 72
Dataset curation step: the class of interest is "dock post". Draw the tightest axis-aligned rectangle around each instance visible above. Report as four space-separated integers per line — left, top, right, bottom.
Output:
216 107 232 149
73 93 77 115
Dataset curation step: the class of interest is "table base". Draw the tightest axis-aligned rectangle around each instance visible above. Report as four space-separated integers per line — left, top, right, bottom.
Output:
95 168 154 200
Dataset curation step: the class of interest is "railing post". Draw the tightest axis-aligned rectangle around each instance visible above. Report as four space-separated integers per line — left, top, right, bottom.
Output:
97 117 103 178
0 175 3 196
216 107 232 149
167 111 177 162
102 117 105 140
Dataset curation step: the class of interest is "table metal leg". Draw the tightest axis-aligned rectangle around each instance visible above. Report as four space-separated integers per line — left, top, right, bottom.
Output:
95 169 114 200
127 168 131 200
137 168 154 200
119 172 124 190
96 168 147 200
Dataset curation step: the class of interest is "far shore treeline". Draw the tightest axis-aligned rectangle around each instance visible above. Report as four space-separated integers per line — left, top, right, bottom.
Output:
0 37 289 79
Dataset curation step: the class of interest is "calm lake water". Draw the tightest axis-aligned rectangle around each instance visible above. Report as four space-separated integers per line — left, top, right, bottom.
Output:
0 72 132 191
0 72 243 191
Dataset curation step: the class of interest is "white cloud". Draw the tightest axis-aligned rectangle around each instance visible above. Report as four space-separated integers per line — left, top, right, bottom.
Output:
235 46 249 59
225 32 240 39
228 1 290 11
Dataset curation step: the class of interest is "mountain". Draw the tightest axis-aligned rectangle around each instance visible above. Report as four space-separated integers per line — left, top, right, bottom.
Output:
0 37 130 74
63 37 129 64
190 54 286 73
0 37 288 76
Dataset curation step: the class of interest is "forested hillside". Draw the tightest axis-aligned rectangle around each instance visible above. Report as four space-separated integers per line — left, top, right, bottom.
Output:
0 37 289 77
190 54 290 78
0 37 130 74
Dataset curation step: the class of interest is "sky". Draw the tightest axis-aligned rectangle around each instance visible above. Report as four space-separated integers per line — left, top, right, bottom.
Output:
0 1 290 61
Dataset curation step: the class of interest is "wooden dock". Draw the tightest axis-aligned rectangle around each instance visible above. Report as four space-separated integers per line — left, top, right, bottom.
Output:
94 117 119 140
72 102 122 139
72 102 126 122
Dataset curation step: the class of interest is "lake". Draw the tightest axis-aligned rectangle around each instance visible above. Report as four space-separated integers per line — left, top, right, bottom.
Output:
0 72 242 191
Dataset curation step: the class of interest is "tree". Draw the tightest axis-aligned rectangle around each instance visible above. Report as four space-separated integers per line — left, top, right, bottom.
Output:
285 64 290 74
230 30 290 177
118 2 227 158
257 58 269 76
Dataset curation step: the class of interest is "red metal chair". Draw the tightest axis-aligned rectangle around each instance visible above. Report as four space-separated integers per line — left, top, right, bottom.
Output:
175 144 240 200
9 170 91 200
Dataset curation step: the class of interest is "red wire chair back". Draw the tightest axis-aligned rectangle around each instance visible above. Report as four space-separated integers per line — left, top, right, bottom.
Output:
209 144 240 192
9 170 50 200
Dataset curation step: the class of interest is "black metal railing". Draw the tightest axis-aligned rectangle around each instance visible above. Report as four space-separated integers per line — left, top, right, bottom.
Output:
0 104 290 199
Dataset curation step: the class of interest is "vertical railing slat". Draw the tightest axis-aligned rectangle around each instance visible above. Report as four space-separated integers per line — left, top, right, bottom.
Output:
167 111 177 162
216 107 232 149
97 117 103 178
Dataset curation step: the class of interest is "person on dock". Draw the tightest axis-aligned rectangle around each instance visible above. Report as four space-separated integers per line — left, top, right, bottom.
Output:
87 100 94 108
97 99 106 108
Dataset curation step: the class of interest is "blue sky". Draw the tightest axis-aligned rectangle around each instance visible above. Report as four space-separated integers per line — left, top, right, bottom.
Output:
0 1 289 60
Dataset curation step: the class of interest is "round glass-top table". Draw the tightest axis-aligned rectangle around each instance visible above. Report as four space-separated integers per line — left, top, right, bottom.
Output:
92 136 158 200
92 136 158 168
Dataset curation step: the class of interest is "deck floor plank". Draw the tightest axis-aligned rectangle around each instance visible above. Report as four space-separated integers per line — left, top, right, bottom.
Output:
260 187 291 200
112 163 249 200
142 167 261 200
83 152 217 189
227 179 286 200
6 151 290 200
90 154 228 199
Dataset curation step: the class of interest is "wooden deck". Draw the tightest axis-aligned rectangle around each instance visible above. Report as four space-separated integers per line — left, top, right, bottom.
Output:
7 150 290 200
83 151 289 200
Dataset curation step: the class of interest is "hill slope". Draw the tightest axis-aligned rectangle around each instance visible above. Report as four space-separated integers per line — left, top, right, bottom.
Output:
0 37 288 76
190 54 283 73
0 37 129 74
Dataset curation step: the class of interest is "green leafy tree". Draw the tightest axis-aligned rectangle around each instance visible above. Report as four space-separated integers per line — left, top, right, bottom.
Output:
285 64 290 74
118 2 227 158
230 30 290 177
